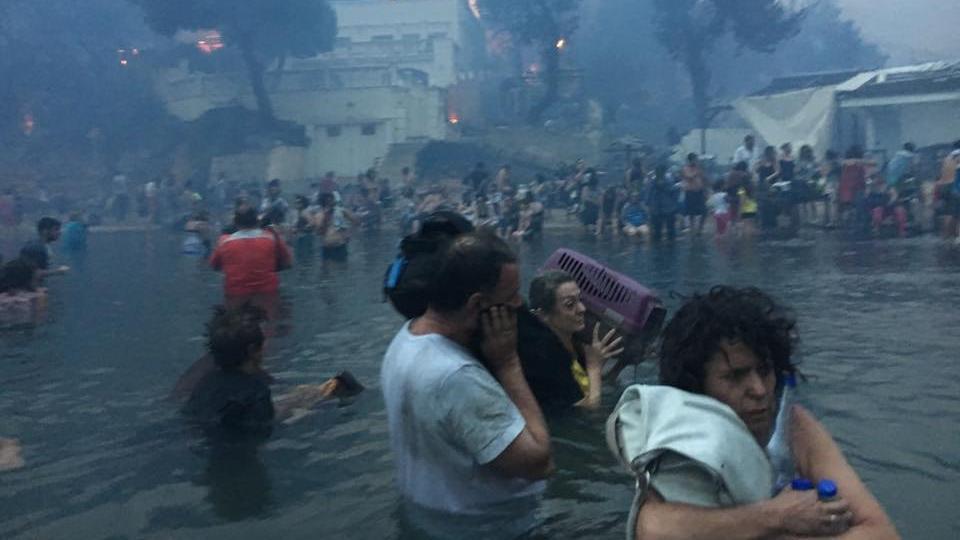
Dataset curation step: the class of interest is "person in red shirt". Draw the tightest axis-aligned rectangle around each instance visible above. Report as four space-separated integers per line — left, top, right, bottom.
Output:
837 146 875 227
210 205 292 297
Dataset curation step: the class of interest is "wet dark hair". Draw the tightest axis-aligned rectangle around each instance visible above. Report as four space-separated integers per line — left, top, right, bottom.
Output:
529 270 575 314
659 286 798 393
234 205 258 228
37 216 61 234
903 142 916 152
267 179 281 188
206 304 266 370
0 257 38 294
846 145 864 159
763 146 777 160
319 192 336 207
429 231 517 313
687 153 698 163
799 145 814 161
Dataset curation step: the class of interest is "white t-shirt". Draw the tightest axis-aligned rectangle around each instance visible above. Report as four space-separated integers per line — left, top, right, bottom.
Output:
381 322 543 515
734 145 759 168
707 192 729 216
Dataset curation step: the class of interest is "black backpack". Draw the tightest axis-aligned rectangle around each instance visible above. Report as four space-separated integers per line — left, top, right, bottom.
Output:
383 211 475 319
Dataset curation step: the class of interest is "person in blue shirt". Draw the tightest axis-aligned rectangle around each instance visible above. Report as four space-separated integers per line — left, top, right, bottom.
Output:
61 212 88 251
885 143 916 188
644 165 680 242
620 191 649 239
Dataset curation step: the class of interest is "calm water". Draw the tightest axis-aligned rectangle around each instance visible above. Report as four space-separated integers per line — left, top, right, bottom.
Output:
2 227 959 539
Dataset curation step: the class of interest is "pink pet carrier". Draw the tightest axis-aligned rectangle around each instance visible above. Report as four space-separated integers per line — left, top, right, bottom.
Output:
542 249 664 338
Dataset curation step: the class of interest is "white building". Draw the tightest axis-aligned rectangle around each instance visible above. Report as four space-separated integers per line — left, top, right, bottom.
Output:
156 0 486 182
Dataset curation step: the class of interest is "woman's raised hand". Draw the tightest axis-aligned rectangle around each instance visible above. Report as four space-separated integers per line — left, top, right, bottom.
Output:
586 323 624 370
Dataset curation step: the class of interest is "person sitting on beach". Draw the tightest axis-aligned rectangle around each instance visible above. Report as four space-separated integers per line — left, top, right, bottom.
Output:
0 257 47 326
620 286 899 540
518 271 623 412
182 304 363 437
20 217 69 278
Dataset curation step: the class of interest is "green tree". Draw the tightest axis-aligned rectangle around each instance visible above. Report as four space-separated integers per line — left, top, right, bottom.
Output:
133 0 337 124
651 0 804 141
477 0 581 124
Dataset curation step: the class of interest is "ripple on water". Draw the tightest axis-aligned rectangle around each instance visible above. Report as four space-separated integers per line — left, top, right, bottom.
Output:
1 230 958 539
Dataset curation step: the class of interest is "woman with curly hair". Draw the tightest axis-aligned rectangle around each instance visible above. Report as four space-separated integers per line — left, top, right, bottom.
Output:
627 286 898 539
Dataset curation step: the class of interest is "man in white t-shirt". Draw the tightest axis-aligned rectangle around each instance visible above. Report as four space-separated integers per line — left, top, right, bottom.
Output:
381 231 553 538
734 134 760 168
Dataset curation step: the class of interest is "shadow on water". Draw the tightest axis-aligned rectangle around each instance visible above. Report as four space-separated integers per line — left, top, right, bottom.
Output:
1 228 959 538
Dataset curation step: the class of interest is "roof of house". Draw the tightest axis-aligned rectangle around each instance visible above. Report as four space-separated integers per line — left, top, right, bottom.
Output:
749 60 960 100
836 61 960 99
750 69 865 96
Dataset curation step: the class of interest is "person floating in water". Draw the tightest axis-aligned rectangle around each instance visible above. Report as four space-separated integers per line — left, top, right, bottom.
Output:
182 304 364 435
613 286 899 539
20 217 69 279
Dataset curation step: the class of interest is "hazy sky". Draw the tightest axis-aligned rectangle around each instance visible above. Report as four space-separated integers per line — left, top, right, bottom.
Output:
837 0 960 64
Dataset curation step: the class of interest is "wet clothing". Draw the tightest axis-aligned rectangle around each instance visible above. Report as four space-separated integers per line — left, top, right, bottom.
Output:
61 221 87 251
183 369 274 439
381 322 543 514
887 150 915 187
210 229 292 297
260 196 290 225
839 162 867 204
645 180 680 217
683 190 706 217
20 239 51 270
620 202 647 227
517 310 586 412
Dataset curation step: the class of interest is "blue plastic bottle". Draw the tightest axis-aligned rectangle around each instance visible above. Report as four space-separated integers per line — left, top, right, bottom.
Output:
767 373 798 494
791 478 814 491
817 479 839 501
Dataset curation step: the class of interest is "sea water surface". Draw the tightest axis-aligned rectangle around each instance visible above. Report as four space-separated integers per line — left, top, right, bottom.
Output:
1 227 959 539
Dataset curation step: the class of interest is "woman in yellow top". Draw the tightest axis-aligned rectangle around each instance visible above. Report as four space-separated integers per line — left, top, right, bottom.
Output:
518 271 623 410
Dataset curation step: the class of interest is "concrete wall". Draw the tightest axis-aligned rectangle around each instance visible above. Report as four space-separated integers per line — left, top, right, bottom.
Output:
843 98 960 154
332 0 468 46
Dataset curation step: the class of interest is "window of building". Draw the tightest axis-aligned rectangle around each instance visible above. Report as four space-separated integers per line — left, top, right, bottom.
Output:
361 124 377 136
327 126 342 137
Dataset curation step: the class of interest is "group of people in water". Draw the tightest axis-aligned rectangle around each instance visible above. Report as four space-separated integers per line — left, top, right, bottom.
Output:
1 154 911 538
373 208 901 538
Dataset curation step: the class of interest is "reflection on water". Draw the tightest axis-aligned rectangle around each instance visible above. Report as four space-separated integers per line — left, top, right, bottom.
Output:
1 230 959 539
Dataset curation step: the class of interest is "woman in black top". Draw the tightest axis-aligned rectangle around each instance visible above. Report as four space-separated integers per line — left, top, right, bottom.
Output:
518 271 623 412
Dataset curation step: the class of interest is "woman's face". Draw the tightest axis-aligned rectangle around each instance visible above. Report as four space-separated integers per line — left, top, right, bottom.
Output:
702 340 777 444
542 282 586 336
